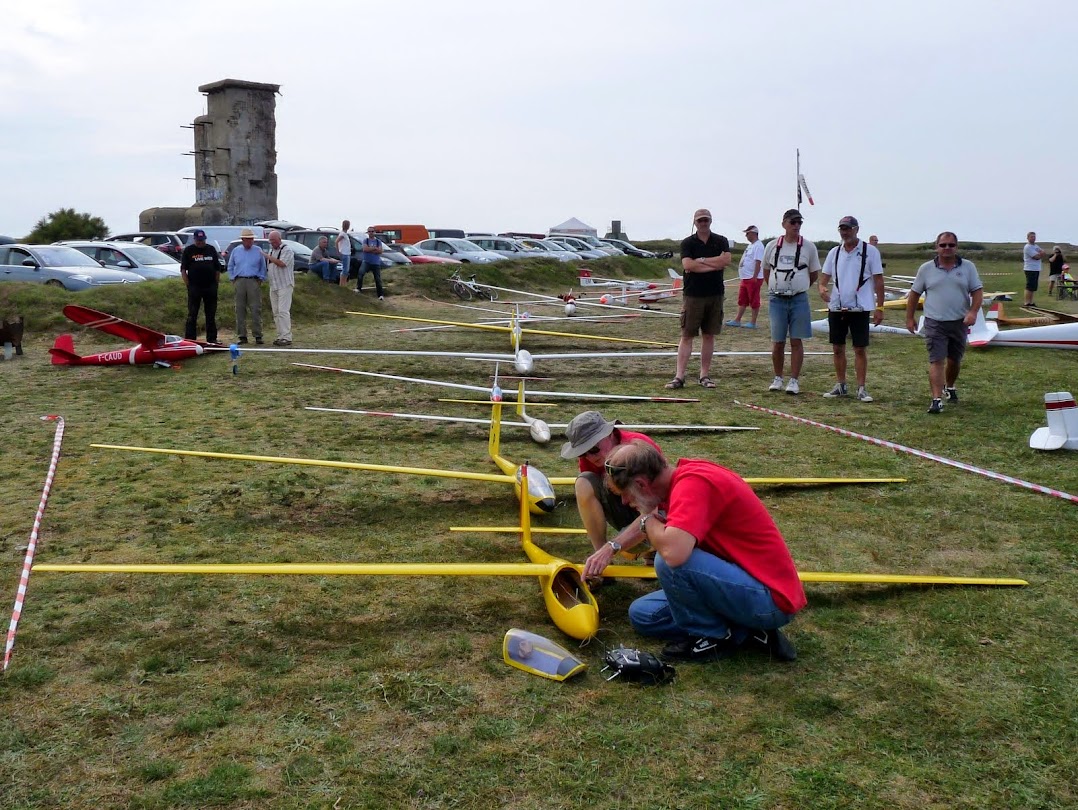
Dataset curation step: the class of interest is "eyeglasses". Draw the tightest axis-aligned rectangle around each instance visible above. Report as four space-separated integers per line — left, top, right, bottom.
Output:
837 226 853 231
938 242 957 248
695 217 711 224
788 219 803 225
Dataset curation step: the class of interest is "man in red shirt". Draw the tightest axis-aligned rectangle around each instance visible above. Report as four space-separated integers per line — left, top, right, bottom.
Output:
602 440 806 662
561 411 660 582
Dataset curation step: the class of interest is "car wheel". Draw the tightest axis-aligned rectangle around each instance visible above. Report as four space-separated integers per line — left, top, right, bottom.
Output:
45 279 66 289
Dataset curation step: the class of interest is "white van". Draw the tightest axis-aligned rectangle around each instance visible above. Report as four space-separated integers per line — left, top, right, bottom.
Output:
178 225 266 245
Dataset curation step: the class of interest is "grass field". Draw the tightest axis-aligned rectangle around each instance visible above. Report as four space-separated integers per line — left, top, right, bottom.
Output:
1 253 1075 809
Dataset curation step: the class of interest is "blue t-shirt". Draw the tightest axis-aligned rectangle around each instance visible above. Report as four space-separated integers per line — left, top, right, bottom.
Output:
361 237 383 267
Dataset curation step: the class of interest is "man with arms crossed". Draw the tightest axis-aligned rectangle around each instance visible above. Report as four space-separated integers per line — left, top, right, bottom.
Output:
667 208 731 390
564 412 660 585
603 440 805 663
762 209 821 394
906 232 983 414
818 216 885 402
1022 231 1046 306
726 225 765 328
357 226 385 299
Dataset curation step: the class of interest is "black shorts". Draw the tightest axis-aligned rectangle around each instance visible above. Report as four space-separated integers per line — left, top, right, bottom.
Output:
828 310 870 348
924 318 967 364
1025 270 1040 292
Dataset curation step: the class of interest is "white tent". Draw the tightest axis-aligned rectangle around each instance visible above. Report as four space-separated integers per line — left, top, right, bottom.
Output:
549 217 597 237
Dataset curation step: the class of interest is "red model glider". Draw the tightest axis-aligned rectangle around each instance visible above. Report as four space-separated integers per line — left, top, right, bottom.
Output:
49 305 219 367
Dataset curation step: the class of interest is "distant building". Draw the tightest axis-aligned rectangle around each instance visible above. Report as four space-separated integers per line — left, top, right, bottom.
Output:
141 78 280 231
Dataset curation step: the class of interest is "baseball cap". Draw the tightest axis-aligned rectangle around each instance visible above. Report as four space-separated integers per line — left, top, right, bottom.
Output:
693 208 712 221
782 209 803 222
838 216 859 228
743 225 758 234
560 411 619 459
192 229 207 240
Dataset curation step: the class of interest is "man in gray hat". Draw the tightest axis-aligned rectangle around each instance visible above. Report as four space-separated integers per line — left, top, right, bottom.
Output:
561 411 661 583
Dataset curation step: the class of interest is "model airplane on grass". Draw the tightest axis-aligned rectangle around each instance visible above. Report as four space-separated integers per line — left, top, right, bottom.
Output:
34 460 1027 642
1029 392 1078 451
986 301 1058 326
1019 303 1078 324
49 305 220 367
810 318 919 337
968 307 1078 350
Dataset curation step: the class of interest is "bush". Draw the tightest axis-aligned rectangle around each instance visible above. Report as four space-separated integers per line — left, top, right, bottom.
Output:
24 207 108 243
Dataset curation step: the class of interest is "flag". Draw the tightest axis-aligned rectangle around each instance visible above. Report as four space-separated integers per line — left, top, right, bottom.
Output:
798 174 815 206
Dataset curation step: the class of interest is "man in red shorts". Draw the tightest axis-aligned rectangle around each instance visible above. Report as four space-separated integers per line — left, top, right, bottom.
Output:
726 225 765 328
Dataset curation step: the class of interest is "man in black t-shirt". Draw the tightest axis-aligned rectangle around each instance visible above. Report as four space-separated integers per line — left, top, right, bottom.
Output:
667 208 731 390
179 229 223 343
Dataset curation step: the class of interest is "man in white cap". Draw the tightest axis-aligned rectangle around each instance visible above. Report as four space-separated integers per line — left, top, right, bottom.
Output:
227 228 267 344
726 225 765 329
818 216 885 402
560 411 661 584
668 207 731 390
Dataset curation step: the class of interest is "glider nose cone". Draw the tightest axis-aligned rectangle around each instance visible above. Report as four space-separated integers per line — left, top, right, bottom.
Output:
194 344 204 355
564 302 576 317
536 496 556 513
528 419 552 445
515 351 534 375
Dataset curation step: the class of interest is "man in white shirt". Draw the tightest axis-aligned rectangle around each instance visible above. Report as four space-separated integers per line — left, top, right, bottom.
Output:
726 225 765 329
1022 231 1045 306
761 209 821 395
336 220 352 288
817 216 885 402
263 230 295 346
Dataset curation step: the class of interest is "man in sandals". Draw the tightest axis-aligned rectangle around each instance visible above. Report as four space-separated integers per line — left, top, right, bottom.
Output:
667 208 731 390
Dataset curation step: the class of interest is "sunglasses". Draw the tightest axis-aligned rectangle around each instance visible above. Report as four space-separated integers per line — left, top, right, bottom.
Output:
838 225 853 231
788 219 803 225
604 460 627 478
938 242 957 248
584 445 602 457
695 217 711 224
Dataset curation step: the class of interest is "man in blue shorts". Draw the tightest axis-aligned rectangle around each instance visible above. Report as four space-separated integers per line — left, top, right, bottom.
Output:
906 232 983 413
762 209 821 395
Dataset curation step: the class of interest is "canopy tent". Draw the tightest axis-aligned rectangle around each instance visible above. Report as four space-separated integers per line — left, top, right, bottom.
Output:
549 217 597 237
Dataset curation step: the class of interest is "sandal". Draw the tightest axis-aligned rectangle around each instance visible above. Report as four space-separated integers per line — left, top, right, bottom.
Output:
665 377 685 390
699 376 716 389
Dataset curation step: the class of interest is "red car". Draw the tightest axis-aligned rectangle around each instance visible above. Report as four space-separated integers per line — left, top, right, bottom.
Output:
396 243 462 264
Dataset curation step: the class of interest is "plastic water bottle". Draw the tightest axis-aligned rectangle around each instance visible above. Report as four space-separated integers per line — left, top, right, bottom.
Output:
2 342 11 361
229 343 241 375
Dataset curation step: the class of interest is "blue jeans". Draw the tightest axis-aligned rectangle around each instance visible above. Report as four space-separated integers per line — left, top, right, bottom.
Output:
769 292 813 342
628 548 794 643
309 260 339 282
358 261 384 296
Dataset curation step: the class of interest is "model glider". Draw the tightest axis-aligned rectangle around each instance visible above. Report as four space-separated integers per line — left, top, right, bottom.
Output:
968 308 1078 350
48 305 219 367
1029 392 1078 451
810 318 917 337
35 465 1026 642
1023 304 1078 324
986 301 1058 326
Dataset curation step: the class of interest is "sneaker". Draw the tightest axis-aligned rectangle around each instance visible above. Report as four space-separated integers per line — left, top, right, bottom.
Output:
255 338 264 345
744 322 757 329
272 338 292 347
353 288 363 294
661 634 739 662
944 387 958 403
785 378 800 395
928 398 944 414
768 376 784 392
823 382 848 398
747 628 797 662
856 386 874 402
237 337 248 345
724 319 741 328
378 295 384 300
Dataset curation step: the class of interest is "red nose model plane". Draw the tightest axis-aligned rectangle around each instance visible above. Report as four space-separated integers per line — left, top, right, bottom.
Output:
49 305 219 367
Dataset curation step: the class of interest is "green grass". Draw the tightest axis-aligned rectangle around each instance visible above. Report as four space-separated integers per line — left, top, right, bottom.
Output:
1 257 1075 808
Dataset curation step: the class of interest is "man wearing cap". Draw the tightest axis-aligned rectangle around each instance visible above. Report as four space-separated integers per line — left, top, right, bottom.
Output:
726 225 765 329
180 229 222 343
668 208 731 390
263 230 295 346
762 209 821 395
561 411 661 584
227 228 268 345
818 216 885 402
604 440 804 663
356 226 385 299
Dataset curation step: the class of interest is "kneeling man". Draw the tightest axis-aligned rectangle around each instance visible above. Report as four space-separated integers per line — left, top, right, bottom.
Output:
601 441 806 662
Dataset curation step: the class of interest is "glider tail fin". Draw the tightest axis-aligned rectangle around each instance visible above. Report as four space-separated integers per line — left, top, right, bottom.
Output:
48 334 82 365
1030 392 1078 450
987 300 1002 321
668 267 683 290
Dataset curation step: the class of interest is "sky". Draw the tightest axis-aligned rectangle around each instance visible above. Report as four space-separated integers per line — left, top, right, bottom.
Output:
2 0 1075 244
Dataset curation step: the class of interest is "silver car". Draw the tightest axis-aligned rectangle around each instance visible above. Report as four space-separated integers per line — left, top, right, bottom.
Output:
0 244 145 290
60 240 182 280
466 236 547 260
552 233 624 256
548 237 610 260
413 238 505 264
517 238 580 263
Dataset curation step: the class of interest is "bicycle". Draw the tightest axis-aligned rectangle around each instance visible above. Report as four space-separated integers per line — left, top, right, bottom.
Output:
447 270 497 301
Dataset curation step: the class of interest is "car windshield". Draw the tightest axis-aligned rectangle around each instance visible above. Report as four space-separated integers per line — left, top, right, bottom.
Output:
122 245 178 264
544 241 570 251
446 239 483 251
36 247 103 268
283 240 312 257
398 244 421 256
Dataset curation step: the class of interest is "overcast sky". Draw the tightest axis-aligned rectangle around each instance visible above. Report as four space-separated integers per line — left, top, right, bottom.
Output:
3 0 1074 244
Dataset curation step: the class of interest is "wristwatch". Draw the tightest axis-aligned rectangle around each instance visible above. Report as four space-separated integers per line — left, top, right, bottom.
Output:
607 540 622 554
639 513 652 534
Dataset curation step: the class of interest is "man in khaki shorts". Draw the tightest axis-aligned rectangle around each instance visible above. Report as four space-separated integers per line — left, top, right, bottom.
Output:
666 208 731 390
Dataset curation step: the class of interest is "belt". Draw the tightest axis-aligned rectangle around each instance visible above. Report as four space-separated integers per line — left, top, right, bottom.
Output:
771 290 804 298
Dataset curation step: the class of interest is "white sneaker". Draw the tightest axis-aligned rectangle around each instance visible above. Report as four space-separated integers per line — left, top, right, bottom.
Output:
785 378 800 395
857 386 874 402
768 376 784 392
823 382 848 398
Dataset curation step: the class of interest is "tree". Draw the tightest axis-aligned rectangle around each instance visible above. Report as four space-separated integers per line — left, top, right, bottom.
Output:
24 208 109 243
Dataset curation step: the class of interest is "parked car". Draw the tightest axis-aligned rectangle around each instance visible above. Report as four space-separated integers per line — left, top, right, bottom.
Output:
547 237 609 260
0 235 16 245
177 225 266 247
285 229 366 278
412 238 505 264
466 236 548 260
427 229 467 240
0 245 145 290
109 231 187 259
600 238 656 259
551 233 624 256
58 240 182 280
394 243 462 265
221 238 313 273
516 238 580 263
372 224 429 244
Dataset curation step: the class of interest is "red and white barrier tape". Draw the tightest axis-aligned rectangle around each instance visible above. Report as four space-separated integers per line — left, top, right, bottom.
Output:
4 415 65 672
734 401 1078 505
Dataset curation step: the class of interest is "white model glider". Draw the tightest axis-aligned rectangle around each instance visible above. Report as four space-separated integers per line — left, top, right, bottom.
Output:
1029 392 1078 451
